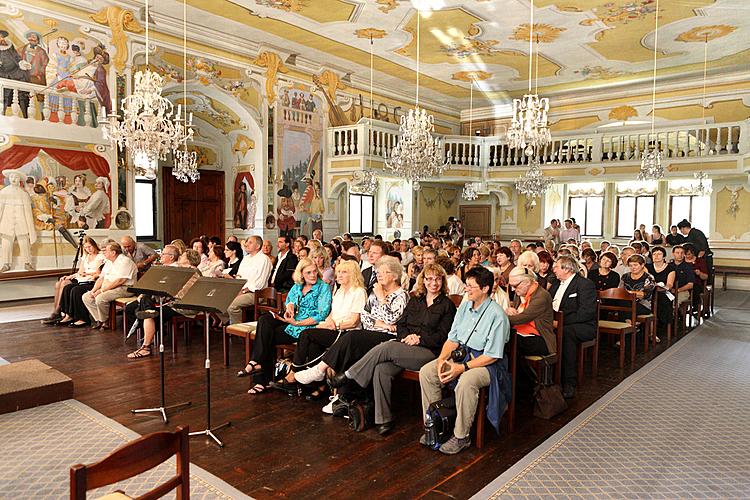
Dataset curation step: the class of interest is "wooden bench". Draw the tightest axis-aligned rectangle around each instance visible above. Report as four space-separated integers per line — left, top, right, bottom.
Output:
715 265 750 291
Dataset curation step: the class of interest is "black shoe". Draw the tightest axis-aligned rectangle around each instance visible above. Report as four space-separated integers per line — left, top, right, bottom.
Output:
41 314 62 325
269 380 299 396
135 309 159 320
562 384 576 399
329 371 349 389
375 422 394 436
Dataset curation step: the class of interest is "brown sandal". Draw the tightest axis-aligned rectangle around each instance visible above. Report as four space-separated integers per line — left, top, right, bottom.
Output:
127 346 152 359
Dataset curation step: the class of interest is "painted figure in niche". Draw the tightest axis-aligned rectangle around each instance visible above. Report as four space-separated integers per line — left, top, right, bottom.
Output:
308 181 324 232
64 174 91 223
234 182 248 229
276 185 297 237
31 180 56 231
0 30 31 118
248 187 257 229
52 176 70 225
78 176 110 229
386 185 404 229
0 170 37 272
46 36 76 123
281 88 290 108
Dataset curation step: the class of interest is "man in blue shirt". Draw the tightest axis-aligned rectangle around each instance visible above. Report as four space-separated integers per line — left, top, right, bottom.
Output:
419 266 510 454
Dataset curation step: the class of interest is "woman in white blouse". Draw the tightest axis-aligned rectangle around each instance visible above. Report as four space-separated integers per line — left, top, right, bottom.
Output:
271 259 366 397
200 244 226 277
47 237 105 325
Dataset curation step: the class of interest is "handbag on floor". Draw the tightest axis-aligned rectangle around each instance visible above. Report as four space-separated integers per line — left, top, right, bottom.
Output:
533 359 567 420
423 396 457 450
347 397 375 432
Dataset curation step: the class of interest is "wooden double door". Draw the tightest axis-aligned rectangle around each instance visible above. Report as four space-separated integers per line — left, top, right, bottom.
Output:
162 167 225 243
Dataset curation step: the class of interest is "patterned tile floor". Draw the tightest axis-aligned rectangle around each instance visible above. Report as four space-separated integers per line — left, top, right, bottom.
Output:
0 399 250 499
475 298 750 499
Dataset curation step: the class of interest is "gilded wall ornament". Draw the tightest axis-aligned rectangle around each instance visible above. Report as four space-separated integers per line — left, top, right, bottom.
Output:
355 28 387 39
608 105 638 121
452 71 492 82
89 6 144 74
232 135 256 156
252 51 289 103
376 0 397 14
510 23 566 43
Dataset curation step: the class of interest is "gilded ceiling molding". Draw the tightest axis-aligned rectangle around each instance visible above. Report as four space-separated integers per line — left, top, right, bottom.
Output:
256 0 307 12
252 51 289 103
355 28 387 39
452 71 492 82
608 105 638 121
510 23 567 43
89 6 144 74
675 25 736 43
232 134 256 156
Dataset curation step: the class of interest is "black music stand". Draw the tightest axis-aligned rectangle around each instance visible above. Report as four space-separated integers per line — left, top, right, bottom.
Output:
173 277 244 447
128 266 198 423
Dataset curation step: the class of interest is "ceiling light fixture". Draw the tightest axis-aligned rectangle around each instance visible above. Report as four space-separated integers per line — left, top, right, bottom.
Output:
103 0 190 180
385 7 448 191
172 0 199 183
507 0 550 156
352 35 378 196
638 0 664 181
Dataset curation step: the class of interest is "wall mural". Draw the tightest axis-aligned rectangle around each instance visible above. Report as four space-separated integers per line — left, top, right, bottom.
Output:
0 146 111 231
276 86 324 238
385 182 404 229
233 171 257 230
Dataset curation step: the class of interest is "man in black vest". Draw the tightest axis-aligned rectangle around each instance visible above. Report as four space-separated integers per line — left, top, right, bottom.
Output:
270 235 298 292
677 219 712 280
548 255 597 399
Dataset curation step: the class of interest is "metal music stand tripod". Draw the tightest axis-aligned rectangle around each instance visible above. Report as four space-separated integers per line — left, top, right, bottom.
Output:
128 266 198 423
173 277 244 447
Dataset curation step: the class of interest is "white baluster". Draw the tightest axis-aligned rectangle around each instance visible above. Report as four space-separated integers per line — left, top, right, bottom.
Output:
83 101 93 127
28 92 37 120
42 92 51 121
11 88 20 117
70 98 79 125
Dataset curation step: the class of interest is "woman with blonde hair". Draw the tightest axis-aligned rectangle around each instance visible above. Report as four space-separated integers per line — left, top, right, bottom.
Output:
330 263 457 434
170 239 187 255
238 257 332 394
310 246 334 285
294 256 408 386
271 259 366 397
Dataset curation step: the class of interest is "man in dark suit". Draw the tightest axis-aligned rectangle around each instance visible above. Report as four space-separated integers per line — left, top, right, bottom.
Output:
270 235 298 292
361 240 387 295
549 255 597 399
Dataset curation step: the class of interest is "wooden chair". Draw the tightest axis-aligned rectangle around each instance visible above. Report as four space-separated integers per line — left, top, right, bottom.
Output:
223 287 279 367
109 296 136 332
449 294 463 307
70 426 190 500
577 336 599 382
673 287 694 337
636 288 658 353
522 310 564 387
597 289 638 368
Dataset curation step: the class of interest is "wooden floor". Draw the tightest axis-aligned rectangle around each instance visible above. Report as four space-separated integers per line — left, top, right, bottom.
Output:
0 311 690 499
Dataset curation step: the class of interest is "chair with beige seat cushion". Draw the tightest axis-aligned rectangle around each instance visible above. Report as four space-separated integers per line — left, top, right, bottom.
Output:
597 288 638 368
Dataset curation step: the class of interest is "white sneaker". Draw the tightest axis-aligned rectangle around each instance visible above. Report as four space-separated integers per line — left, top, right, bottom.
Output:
322 394 339 414
294 366 325 385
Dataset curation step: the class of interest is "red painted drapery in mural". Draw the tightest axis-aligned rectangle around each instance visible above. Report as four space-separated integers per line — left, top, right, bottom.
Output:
0 145 110 181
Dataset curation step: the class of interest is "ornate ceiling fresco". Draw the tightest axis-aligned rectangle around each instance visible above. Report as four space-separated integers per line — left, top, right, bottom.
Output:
174 0 750 110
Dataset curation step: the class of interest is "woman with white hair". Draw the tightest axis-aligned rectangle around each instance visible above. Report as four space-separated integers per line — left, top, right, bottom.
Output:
506 267 555 357
294 255 408 385
79 176 110 229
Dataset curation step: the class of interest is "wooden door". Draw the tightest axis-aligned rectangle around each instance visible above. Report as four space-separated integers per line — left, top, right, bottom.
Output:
163 168 225 243
460 204 491 238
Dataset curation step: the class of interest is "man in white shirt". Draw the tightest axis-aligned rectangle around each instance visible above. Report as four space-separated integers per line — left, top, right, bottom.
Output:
615 247 635 276
559 219 580 244
225 235 273 324
399 239 414 269
543 219 560 248
82 241 137 330
509 239 523 264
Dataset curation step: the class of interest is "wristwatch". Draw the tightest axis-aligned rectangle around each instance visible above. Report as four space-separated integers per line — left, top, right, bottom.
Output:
463 361 470 371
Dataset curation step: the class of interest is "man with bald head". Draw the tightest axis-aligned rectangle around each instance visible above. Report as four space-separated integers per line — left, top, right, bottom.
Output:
224 235 273 324
120 235 157 273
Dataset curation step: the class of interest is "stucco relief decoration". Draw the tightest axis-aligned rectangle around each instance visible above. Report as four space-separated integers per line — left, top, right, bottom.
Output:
609 105 638 121
510 23 566 43
726 187 740 218
421 188 458 209
441 24 501 59
585 1 659 26
313 70 351 127
252 51 289 104
574 65 627 79
232 135 256 157
452 70 492 82
377 0 397 14
89 6 144 74
355 28 387 39
675 25 736 43
256 0 307 12
187 57 222 85
585 166 606 177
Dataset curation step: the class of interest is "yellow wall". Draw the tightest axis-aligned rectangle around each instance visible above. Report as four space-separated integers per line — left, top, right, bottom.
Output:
416 184 461 232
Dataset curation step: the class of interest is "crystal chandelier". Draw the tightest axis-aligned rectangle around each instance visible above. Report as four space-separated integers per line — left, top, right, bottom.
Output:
385 8 447 191
462 182 479 201
507 0 551 156
515 157 552 199
350 170 378 195
172 0 199 183
102 0 190 179
638 0 663 181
